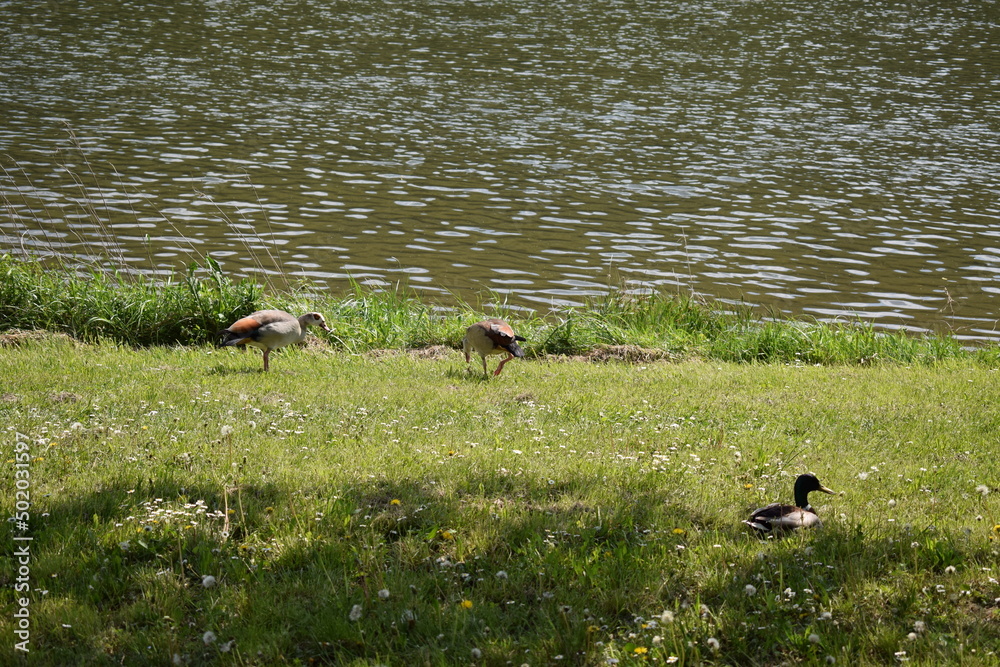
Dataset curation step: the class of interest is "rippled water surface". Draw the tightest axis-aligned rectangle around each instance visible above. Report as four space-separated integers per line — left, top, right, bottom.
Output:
2 0 1000 340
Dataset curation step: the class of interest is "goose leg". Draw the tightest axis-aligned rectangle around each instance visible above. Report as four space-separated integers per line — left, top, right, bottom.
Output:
493 353 514 376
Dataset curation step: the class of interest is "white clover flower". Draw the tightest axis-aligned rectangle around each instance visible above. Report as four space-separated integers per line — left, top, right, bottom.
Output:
857 472 869 480
888 499 897 508
202 630 217 645
378 589 390 600
201 575 217 589
907 632 918 641
745 584 757 596
349 604 363 622
944 565 956 575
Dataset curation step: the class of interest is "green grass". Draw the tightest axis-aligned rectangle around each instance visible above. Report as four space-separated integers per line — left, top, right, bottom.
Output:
2 254 995 367
1 336 998 665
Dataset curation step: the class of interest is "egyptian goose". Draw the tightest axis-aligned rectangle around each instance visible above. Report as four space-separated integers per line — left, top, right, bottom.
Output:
744 473 837 535
462 318 526 377
216 310 329 371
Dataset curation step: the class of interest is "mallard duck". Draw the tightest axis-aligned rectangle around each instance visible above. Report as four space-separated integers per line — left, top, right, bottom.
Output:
217 310 329 371
462 318 525 377
744 473 837 534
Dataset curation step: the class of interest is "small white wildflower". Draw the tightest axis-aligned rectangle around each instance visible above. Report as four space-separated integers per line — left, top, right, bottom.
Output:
975 485 989 496
745 584 757 596
944 565 956 574
911 542 920 549
349 604 363 622
913 620 925 633
820 611 832 621
378 589 390 600
220 640 235 653
221 425 233 437
652 635 663 646
857 472 869 480
202 630 217 645
888 499 896 508
471 648 482 659
907 632 918 641
201 575 217 589
660 610 675 624
496 570 508 580
666 658 679 665
809 634 820 644
706 637 720 652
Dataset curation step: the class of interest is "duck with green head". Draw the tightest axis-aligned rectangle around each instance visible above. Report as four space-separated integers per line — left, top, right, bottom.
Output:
745 473 837 535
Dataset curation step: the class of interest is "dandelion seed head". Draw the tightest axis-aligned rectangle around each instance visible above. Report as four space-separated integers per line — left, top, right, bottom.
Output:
706 637 720 652
471 648 482 659
913 620 925 633
201 575 217 589
378 589 390 600
202 631 217 645
809 634 820 644
660 610 675 624
349 604 363 621
745 584 757 596
975 485 989 496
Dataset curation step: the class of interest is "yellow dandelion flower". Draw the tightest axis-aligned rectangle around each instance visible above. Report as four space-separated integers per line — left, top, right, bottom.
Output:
228 509 236 515
142 426 148 430
634 646 648 655
587 625 600 633
441 530 455 540
265 506 274 513
673 528 686 535
993 524 1000 534
744 483 753 489
460 599 473 609
390 499 401 505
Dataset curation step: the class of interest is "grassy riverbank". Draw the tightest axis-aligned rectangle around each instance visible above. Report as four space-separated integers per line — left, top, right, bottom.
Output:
2 254 995 366
2 334 999 666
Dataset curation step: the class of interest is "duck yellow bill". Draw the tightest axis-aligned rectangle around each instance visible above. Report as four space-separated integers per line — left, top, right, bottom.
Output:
819 484 837 495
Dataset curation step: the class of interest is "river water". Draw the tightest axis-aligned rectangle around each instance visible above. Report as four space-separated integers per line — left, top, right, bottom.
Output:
2 0 999 341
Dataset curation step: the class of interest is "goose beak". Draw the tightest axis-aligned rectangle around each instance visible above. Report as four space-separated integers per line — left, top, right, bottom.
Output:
819 485 837 495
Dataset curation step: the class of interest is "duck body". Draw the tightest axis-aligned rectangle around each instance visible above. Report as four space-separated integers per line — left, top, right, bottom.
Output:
463 318 525 377
217 310 329 371
745 473 836 535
